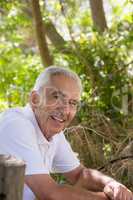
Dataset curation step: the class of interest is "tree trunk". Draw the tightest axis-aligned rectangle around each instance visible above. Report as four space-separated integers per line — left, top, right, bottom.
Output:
44 21 68 52
22 3 69 53
31 0 53 67
89 0 108 32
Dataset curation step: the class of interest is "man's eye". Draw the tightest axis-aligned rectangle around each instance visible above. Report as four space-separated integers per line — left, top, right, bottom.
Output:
69 101 78 107
69 100 81 110
52 93 59 99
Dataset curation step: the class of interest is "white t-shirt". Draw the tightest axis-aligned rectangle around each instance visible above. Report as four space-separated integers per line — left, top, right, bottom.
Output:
0 105 80 200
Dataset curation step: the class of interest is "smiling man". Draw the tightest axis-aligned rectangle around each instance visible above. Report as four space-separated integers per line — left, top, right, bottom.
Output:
0 66 132 200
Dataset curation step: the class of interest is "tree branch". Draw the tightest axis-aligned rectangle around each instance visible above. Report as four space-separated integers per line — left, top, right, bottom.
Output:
31 0 53 67
89 0 108 32
98 155 133 171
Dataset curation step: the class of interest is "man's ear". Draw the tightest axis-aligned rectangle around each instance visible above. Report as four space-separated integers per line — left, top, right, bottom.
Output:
30 91 41 108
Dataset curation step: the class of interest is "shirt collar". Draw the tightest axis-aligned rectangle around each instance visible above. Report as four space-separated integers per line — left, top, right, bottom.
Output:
23 104 52 145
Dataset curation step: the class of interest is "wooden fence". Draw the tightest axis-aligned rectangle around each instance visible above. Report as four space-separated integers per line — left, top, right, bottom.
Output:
0 155 25 200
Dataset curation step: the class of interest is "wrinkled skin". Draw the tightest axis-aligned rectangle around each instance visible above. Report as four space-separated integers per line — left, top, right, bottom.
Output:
104 181 133 200
30 74 81 140
76 168 133 200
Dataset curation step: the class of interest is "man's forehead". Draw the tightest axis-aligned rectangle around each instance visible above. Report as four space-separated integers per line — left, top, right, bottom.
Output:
45 86 80 98
42 75 81 98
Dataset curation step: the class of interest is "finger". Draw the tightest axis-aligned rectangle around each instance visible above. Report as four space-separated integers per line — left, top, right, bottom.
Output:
118 186 127 200
113 186 120 199
122 190 126 200
129 191 133 200
104 186 114 200
124 188 133 200
118 186 132 200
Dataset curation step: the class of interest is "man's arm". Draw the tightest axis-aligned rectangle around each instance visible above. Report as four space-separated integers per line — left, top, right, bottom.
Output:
63 165 133 200
63 165 113 191
25 174 108 200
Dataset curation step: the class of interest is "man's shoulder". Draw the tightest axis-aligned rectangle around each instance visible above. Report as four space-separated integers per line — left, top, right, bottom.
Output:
1 107 26 121
1 106 24 116
0 107 37 143
0 106 35 133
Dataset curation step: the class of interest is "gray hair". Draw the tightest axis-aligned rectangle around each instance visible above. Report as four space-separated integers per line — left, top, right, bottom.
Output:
33 66 82 94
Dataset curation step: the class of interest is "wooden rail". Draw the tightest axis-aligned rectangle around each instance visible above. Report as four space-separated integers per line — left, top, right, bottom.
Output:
0 155 25 200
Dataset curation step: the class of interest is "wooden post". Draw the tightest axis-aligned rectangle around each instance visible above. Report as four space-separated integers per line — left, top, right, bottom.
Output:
0 155 26 200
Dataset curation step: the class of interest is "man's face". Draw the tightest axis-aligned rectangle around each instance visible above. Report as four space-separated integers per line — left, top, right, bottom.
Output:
32 74 81 140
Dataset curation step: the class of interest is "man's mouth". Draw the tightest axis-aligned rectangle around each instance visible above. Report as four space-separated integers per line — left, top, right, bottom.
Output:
51 115 66 123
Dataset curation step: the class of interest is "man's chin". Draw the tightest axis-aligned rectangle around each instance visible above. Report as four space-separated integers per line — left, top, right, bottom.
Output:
45 119 68 137
52 127 64 134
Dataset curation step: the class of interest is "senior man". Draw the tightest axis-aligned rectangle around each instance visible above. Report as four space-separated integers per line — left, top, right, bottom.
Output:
0 66 132 200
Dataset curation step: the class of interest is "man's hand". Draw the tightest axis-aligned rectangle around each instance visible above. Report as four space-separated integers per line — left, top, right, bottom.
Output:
104 180 133 200
64 166 133 200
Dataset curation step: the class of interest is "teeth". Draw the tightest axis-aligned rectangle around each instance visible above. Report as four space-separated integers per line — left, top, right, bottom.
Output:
52 116 64 122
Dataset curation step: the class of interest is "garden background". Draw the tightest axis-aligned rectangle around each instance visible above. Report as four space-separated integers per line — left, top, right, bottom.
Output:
0 0 133 190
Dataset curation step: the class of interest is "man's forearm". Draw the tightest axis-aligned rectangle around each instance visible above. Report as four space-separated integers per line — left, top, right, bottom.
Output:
75 168 114 192
48 184 108 200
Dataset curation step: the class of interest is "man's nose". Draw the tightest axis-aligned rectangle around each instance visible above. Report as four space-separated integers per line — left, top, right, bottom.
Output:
59 99 70 114
63 103 71 114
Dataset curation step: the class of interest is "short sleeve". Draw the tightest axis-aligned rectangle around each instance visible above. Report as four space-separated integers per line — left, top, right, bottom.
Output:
52 133 80 173
0 116 49 175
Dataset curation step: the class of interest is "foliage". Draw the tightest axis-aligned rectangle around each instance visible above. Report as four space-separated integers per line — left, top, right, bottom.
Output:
55 21 133 121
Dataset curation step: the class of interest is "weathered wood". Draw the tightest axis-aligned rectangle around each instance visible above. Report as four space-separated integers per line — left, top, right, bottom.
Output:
0 155 25 200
